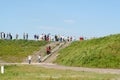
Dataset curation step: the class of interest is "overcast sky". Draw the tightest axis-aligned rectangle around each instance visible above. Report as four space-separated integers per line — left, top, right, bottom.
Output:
0 0 120 39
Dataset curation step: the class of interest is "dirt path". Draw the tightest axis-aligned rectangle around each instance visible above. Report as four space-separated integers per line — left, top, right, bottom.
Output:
39 63 120 74
1 63 120 74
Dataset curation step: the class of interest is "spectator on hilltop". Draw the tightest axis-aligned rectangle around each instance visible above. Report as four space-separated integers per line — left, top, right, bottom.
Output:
55 35 58 41
23 33 26 40
16 34 19 40
9 33 12 40
70 36 72 41
44 34 47 41
67 36 69 42
80 37 84 41
34 34 37 40
26 33 28 40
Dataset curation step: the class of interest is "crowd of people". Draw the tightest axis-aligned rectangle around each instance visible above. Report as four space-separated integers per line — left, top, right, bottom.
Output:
0 32 80 42
33 34 76 42
0 32 13 40
0 32 29 40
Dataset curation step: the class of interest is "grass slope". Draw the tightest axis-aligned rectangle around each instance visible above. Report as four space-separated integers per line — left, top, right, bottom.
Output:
0 65 119 80
55 34 120 68
0 40 48 62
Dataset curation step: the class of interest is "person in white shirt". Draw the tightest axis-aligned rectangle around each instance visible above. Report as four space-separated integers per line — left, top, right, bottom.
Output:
38 55 41 63
28 55 32 64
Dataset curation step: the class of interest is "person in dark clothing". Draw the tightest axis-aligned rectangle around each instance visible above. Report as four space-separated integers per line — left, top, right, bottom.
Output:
55 35 58 41
3 33 5 39
9 33 12 40
36 35 39 40
34 34 37 40
0 32 6 39
23 33 25 40
44 35 47 41
46 47 49 55
16 34 19 40
0 32 1 39
26 33 28 40
48 46 51 53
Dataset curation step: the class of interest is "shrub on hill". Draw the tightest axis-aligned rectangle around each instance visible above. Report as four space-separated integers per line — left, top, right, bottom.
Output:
55 34 120 68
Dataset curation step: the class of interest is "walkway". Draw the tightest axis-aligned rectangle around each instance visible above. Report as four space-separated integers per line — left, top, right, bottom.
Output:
0 63 120 74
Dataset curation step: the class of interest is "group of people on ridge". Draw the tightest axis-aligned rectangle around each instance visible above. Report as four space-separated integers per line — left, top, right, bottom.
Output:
0 32 77 42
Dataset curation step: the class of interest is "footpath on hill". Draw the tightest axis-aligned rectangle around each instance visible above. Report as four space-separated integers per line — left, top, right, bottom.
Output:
23 42 61 63
43 42 71 63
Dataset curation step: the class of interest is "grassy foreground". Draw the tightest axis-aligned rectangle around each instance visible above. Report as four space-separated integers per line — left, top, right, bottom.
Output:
55 34 120 68
0 65 119 80
0 40 48 62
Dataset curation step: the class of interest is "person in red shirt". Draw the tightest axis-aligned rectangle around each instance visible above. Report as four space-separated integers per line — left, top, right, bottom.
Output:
46 46 51 55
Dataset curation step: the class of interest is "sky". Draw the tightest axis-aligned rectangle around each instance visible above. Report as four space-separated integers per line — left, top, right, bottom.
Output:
0 0 120 39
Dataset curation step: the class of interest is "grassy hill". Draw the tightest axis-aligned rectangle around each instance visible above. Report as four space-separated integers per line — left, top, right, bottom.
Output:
0 40 48 62
55 34 120 68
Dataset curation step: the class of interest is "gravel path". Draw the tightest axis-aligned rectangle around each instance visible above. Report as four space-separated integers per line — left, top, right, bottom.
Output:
0 63 120 74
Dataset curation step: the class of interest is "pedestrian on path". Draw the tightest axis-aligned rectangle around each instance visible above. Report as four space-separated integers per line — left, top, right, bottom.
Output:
28 55 32 64
38 55 41 63
46 46 51 55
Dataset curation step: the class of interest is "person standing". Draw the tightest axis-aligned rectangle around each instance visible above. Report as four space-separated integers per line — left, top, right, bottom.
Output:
0 32 2 39
28 55 32 64
23 33 25 40
16 34 19 40
26 33 28 40
38 55 41 63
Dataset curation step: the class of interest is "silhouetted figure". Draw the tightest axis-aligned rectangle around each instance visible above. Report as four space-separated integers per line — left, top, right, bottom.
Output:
26 33 28 40
55 35 58 41
44 35 47 41
23 33 25 40
67 36 69 42
36 35 39 40
34 34 37 40
70 36 72 41
16 34 19 40
9 33 12 40
0 32 2 39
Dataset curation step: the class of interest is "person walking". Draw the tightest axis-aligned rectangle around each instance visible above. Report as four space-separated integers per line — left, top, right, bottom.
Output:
46 46 49 55
38 55 41 63
28 55 32 64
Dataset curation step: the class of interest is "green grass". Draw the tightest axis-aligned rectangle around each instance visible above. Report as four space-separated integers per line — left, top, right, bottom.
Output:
0 65 119 80
55 34 120 68
0 40 48 62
